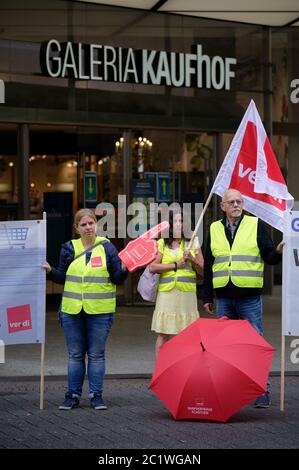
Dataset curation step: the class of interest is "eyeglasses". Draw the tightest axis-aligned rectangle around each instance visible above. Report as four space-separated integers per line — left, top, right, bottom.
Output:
222 199 243 206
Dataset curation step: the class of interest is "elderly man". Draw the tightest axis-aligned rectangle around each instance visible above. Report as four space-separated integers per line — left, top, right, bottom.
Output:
203 188 284 408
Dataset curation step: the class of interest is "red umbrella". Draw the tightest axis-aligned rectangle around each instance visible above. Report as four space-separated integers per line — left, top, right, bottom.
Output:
150 318 275 422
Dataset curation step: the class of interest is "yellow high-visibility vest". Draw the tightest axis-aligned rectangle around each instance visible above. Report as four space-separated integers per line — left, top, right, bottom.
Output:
158 239 197 293
61 236 116 314
210 215 264 289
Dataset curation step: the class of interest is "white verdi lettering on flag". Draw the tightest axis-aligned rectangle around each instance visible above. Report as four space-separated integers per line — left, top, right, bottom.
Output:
282 211 299 336
0 220 46 345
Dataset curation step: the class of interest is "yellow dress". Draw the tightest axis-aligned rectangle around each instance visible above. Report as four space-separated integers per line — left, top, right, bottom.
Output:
151 240 200 335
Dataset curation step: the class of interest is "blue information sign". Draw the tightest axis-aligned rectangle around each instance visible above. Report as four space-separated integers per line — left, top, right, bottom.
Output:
157 174 171 201
132 179 155 198
144 172 180 202
84 171 97 202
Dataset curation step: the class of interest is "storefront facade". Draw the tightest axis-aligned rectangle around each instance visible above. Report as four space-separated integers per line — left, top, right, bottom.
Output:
0 0 298 296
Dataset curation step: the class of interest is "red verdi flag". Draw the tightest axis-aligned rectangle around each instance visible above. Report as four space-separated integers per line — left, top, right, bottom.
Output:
212 100 293 231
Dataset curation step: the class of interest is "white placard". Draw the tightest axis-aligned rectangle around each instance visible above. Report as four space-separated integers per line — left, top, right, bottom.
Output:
0 220 46 345
282 211 299 336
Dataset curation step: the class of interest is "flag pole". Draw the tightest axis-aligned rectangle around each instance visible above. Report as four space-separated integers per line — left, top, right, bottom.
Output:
40 211 47 410
187 190 214 249
280 334 285 412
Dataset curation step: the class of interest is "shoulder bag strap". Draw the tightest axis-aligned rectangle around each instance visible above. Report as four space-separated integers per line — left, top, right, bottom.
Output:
73 240 107 261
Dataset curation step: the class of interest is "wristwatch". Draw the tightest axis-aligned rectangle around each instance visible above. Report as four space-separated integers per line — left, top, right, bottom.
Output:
173 262 178 272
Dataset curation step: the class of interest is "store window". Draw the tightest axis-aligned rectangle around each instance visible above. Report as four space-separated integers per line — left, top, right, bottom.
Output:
112 129 214 245
0 124 17 221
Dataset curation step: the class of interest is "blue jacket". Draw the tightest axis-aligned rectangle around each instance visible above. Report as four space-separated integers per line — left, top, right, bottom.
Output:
48 239 128 285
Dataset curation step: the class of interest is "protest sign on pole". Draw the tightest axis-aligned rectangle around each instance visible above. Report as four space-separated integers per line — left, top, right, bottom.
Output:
0 218 46 409
282 211 299 337
280 210 299 411
0 219 46 345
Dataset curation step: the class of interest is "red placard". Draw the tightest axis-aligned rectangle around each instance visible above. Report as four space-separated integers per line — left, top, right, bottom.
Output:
119 221 169 272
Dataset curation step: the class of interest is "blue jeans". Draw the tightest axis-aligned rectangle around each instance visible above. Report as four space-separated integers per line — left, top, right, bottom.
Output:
215 296 263 336
60 311 114 397
215 296 270 395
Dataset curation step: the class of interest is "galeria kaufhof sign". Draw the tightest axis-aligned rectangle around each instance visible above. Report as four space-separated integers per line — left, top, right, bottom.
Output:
40 40 237 90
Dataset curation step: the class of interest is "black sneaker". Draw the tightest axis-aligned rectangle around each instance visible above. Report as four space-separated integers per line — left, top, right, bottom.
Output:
254 392 271 408
59 393 80 410
90 394 107 410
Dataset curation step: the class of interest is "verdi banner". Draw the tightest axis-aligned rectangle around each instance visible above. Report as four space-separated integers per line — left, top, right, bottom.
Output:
0 219 46 345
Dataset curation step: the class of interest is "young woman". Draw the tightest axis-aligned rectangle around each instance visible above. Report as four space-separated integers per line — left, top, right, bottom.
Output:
43 208 127 410
149 211 204 358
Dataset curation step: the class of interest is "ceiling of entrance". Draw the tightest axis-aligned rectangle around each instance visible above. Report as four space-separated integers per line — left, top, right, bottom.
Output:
76 0 299 27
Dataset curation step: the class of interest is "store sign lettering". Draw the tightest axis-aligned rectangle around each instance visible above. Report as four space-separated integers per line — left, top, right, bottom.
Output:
0 79 5 103
290 78 299 104
40 40 237 90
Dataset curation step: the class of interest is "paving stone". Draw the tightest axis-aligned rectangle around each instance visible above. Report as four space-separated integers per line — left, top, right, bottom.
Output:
0 377 298 449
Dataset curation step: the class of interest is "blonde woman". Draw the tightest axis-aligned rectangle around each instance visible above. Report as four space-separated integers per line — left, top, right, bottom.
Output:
43 209 127 410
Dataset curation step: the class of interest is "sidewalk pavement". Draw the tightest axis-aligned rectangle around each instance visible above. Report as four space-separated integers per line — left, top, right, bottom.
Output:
1 288 299 449
0 376 299 449
1 289 299 377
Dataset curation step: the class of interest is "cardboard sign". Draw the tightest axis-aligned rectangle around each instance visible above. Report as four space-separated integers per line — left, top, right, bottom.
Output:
119 221 169 272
